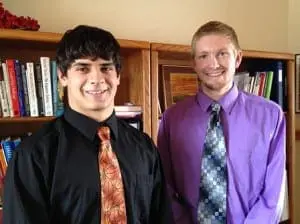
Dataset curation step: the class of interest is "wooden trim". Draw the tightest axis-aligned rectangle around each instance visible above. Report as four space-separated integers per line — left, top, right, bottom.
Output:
242 50 294 60
118 39 150 49
0 29 62 43
151 43 191 53
0 29 150 49
151 51 159 144
0 117 55 123
151 42 294 60
287 60 296 224
141 49 152 135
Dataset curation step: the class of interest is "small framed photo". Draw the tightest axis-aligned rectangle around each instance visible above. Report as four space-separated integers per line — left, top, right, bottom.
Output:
161 65 199 109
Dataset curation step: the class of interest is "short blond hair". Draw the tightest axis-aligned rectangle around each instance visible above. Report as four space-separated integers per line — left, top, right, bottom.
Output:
191 21 240 57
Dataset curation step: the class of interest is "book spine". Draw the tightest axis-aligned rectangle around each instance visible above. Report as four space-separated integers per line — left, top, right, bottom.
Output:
40 57 53 116
5 59 20 117
26 62 39 117
14 60 26 116
34 63 44 116
21 63 30 116
0 82 9 117
2 62 13 117
264 71 274 99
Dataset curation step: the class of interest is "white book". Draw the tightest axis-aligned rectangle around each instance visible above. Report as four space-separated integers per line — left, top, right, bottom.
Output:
0 81 10 117
26 62 39 117
1 62 13 117
40 57 53 116
114 105 142 112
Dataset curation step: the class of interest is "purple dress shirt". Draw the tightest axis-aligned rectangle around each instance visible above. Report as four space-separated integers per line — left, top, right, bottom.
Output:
157 84 286 224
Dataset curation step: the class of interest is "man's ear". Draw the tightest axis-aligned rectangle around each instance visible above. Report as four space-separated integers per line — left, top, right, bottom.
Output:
235 50 243 69
57 69 68 87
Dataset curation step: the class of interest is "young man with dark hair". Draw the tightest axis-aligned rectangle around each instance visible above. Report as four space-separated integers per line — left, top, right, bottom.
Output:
4 25 172 224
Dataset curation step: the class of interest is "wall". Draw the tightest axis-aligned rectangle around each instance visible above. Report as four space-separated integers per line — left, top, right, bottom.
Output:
2 0 288 52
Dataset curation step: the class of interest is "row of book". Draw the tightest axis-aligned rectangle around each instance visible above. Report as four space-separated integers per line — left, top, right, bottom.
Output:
234 70 274 98
0 57 64 118
0 137 22 179
0 56 146 121
234 61 285 108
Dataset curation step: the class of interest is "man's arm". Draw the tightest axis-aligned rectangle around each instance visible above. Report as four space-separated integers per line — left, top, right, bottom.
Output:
244 109 286 224
3 146 50 224
157 115 176 196
149 140 174 224
157 115 187 222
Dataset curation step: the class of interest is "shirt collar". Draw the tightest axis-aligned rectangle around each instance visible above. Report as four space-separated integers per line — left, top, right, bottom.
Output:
64 106 119 141
196 83 239 114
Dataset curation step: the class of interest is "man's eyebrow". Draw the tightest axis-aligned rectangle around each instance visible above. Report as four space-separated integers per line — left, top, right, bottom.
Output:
100 62 114 67
71 62 114 67
72 62 90 67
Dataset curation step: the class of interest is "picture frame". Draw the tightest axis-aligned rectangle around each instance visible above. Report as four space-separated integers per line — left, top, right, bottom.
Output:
161 65 199 109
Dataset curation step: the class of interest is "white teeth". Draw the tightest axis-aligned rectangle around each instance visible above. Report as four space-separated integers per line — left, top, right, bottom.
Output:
87 90 106 95
207 72 223 76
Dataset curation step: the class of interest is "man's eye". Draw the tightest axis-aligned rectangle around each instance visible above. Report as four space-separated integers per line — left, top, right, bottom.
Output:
101 67 113 73
197 55 207 60
218 51 228 57
77 67 89 73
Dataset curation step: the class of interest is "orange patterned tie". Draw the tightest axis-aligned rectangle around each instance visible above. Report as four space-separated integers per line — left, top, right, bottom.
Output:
98 126 127 224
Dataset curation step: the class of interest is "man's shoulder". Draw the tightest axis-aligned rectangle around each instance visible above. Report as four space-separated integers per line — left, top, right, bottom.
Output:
118 119 155 149
239 91 283 115
16 117 63 154
118 118 150 137
163 95 197 117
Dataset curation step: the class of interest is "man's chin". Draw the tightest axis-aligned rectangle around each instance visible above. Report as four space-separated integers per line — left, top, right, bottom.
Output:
203 83 226 91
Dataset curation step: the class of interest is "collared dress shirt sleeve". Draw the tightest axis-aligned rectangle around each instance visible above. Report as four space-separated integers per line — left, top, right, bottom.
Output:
244 109 286 224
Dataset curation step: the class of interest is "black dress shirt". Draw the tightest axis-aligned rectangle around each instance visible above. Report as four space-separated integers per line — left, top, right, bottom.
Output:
3 107 173 224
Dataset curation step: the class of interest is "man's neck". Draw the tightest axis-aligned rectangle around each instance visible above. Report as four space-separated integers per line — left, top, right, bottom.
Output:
202 84 232 101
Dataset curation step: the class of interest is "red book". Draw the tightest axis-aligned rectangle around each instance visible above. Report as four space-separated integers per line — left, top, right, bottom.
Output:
258 72 266 96
5 59 20 117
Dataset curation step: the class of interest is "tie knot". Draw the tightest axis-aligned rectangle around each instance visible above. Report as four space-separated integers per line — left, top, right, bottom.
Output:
211 102 221 113
97 126 110 141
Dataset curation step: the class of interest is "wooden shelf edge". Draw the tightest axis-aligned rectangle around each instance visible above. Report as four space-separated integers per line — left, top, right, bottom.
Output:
151 42 191 53
0 116 55 123
0 29 150 49
118 39 150 49
151 42 294 60
0 29 62 43
242 50 294 60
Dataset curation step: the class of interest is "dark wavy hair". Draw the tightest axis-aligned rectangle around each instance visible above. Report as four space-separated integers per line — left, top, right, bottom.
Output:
56 25 121 76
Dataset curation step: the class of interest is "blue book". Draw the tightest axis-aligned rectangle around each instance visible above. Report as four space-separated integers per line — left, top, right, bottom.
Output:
21 63 30 116
14 60 26 116
1 140 15 163
51 61 64 116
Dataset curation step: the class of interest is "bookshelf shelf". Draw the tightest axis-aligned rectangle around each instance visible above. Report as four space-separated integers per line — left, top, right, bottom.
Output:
0 29 62 43
0 29 150 49
0 116 54 123
150 42 295 224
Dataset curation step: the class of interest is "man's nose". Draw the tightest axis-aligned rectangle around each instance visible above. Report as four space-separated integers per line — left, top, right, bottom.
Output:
207 55 219 69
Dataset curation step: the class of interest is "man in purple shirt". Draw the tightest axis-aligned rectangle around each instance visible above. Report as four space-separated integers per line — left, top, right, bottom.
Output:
157 21 286 224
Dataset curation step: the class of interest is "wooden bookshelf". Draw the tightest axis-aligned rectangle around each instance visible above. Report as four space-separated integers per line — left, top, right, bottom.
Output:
0 29 152 138
150 42 295 224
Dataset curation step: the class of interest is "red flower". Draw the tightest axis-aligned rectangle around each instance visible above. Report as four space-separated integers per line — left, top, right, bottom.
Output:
0 2 40 30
